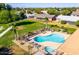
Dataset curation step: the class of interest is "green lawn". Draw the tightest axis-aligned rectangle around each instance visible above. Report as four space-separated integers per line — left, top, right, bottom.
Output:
0 20 45 47
0 24 9 33
15 20 45 36
0 30 14 47
0 19 77 47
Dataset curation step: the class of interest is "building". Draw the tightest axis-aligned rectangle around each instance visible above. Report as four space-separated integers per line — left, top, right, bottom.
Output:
41 10 48 14
25 14 35 19
25 12 56 21
35 14 55 21
71 9 79 16
56 15 79 24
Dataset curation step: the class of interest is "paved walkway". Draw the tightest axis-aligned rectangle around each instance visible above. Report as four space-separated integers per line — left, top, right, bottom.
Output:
0 26 12 38
57 29 79 55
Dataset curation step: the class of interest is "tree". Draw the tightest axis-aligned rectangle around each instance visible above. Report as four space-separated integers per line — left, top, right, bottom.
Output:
61 20 67 24
47 8 60 15
44 17 49 29
0 3 5 10
45 17 48 21
0 10 11 23
12 14 20 21
19 11 26 19
10 22 18 40
34 8 42 14
5 4 12 11
60 9 71 15
0 10 20 24
16 7 21 11
27 10 33 14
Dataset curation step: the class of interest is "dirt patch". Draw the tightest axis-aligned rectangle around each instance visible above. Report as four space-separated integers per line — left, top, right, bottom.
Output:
16 26 24 30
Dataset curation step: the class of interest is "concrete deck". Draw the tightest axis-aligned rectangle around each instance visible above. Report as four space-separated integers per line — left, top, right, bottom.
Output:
57 29 79 55
36 31 69 49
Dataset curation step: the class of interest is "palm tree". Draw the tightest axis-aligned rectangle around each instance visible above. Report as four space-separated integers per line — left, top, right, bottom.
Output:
45 17 48 29
11 22 18 40
6 4 12 22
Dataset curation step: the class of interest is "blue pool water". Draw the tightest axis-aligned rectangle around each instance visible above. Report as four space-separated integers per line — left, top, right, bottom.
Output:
34 34 65 43
44 46 56 54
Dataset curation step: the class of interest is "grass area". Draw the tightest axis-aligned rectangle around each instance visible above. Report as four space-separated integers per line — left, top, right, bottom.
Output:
0 30 14 47
0 24 9 33
0 19 45 47
15 20 45 36
49 22 77 34
48 21 78 29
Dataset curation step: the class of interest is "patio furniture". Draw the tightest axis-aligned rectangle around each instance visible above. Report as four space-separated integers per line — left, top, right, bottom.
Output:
20 42 25 45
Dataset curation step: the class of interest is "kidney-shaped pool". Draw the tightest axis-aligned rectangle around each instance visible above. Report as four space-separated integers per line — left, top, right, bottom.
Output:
34 33 65 43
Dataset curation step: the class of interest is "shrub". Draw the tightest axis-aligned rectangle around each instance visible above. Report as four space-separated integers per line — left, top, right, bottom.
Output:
61 20 67 24
66 28 76 34
75 20 79 27
61 27 76 34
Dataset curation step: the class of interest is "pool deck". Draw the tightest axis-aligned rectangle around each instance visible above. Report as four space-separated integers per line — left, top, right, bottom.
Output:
39 42 62 49
13 31 70 55
33 31 70 49
13 40 38 54
57 29 79 55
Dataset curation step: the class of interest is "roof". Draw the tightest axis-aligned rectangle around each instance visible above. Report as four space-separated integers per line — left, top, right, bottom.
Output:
57 15 79 22
71 12 79 16
25 14 35 17
57 29 79 55
41 10 48 14
25 13 55 18
71 9 79 16
35 14 55 18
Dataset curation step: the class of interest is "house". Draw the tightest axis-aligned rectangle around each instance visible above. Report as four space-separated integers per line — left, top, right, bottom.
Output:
71 9 79 16
35 14 55 21
41 10 48 14
56 15 79 24
25 14 35 19
25 12 56 21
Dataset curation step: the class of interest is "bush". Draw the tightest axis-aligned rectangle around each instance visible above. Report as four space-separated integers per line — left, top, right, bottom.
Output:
66 28 76 34
51 25 60 31
62 28 67 32
75 20 79 27
61 27 76 34
50 24 76 34
51 25 59 28
61 20 67 24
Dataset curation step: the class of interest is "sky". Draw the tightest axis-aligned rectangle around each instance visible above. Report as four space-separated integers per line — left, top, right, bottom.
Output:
8 3 79 8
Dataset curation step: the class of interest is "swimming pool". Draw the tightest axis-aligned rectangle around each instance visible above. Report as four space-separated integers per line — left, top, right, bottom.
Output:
34 33 65 43
44 46 56 54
